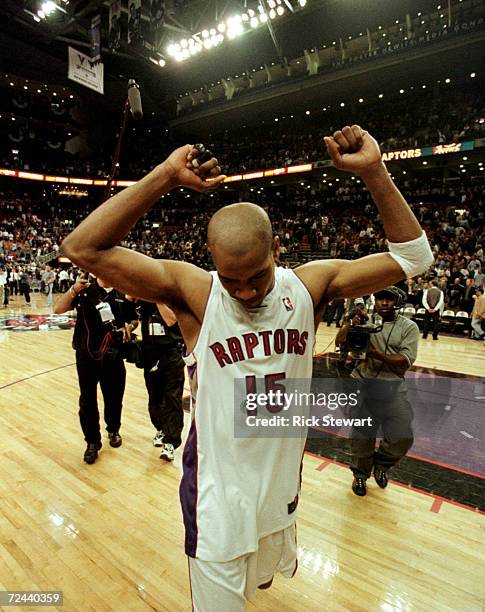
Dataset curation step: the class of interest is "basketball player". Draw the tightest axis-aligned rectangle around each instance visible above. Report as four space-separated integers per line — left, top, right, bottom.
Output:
62 126 433 610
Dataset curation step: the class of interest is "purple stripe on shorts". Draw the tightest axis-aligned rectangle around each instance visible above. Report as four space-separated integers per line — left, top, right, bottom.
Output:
187 363 197 380
180 419 198 557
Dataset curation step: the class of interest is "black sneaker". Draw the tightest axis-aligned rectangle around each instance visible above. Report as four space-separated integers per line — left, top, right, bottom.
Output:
108 431 122 448
84 442 102 464
374 468 388 489
352 477 367 496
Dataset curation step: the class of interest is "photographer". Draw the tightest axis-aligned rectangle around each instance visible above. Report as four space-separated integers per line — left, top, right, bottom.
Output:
132 300 185 462
54 274 138 464
335 287 419 496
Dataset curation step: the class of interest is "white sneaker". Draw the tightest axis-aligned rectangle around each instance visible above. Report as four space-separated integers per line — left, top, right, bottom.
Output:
160 443 175 462
153 431 164 447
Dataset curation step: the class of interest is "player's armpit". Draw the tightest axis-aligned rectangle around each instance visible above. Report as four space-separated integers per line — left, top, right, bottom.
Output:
295 253 404 306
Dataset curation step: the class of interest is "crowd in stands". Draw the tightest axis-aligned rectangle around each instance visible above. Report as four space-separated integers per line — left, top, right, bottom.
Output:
1 169 484 329
1 84 483 182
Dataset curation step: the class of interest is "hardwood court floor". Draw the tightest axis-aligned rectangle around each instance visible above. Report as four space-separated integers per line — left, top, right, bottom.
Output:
0 295 484 611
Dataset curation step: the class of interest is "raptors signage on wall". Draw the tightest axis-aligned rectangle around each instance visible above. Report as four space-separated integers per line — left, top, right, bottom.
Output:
67 46 104 94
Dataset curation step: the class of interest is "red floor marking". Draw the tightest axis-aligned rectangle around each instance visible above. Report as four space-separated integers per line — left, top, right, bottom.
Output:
430 498 443 513
304 450 485 516
316 461 330 471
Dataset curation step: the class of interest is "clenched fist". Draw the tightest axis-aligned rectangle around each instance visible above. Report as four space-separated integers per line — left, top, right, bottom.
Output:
163 144 226 192
324 125 382 176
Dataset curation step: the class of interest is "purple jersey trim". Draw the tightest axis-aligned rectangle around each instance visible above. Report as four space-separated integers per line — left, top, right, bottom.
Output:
180 419 198 557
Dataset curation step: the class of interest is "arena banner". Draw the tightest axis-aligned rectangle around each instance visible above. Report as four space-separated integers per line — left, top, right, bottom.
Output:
90 14 102 62
0 140 478 186
68 46 104 94
382 140 474 162
128 0 142 45
108 1 122 51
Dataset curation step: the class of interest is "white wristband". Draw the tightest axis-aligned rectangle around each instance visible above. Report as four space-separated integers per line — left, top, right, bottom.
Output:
387 231 434 278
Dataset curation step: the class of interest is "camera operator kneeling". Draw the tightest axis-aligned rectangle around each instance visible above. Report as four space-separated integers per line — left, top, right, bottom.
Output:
335 287 419 497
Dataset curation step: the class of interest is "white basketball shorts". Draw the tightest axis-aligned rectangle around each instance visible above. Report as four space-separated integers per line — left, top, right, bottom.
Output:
188 523 298 611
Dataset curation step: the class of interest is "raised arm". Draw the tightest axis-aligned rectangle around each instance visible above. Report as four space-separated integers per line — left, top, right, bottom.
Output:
61 145 225 313
295 125 433 307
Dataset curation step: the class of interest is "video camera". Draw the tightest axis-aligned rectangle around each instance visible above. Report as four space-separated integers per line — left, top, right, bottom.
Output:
338 319 383 362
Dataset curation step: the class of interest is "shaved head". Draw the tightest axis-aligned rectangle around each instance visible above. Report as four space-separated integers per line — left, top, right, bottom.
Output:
208 202 273 257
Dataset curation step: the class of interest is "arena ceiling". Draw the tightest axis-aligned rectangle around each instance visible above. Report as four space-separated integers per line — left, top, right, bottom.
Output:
0 0 451 122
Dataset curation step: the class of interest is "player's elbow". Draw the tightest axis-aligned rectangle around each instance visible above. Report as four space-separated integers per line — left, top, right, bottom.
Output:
61 233 98 270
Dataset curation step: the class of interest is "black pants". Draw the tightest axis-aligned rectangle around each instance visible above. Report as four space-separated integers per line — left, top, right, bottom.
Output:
350 388 414 478
20 287 30 303
143 346 185 448
325 301 345 326
76 350 126 444
422 311 440 339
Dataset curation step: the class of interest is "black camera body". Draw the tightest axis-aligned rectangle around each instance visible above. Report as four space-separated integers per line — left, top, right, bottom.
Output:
338 321 383 362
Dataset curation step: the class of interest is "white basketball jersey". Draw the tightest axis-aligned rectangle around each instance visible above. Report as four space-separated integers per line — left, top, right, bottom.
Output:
181 266 315 562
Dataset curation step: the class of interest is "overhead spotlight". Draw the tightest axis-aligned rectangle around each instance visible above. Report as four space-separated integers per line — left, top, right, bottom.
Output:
269 9 276 18
358 98 364 103
218 23 226 32
41 1 58 15
260 13 268 22
305 110 310 115
470 72 476 78
378 93 384 98
298 0 307 5
445 78 451 83
201 29 209 38
422 84 426 89
340 102 345 107
167 43 180 56
399 89 405 93
203 38 213 49
180 39 188 48
210 28 216 36
227 23 244 38
242 13 249 21
277 6 284 15
248 8 255 17
268 0 276 8
37 9 45 19
250 16 259 27
158 59 166 67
